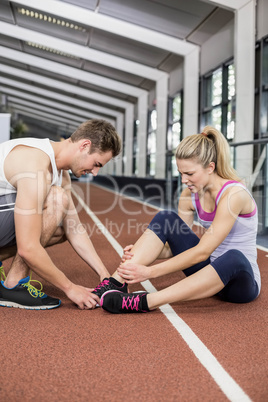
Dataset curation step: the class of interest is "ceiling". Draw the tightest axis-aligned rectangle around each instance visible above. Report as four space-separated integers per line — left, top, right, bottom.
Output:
0 0 234 139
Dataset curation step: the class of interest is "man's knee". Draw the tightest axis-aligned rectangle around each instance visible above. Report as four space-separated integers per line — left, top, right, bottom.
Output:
46 227 67 247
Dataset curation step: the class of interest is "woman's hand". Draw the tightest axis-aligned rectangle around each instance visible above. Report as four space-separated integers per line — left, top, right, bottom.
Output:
117 262 151 284
121 244 134 263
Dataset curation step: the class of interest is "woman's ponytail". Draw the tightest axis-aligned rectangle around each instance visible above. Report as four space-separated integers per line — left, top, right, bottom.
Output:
176 126 241 181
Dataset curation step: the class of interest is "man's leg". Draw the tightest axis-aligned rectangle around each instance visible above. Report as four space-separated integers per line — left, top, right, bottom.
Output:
4 186 69 288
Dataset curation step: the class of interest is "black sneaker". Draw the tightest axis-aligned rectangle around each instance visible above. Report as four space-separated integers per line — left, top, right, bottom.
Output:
0 276 61 310
100 290 149 314
92 277 128 298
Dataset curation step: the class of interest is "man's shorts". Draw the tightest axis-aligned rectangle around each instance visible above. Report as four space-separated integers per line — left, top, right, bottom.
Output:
0 192 16 248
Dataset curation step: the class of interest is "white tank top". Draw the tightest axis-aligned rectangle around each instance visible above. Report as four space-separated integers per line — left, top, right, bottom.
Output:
0 138 63 196
191 181 261 293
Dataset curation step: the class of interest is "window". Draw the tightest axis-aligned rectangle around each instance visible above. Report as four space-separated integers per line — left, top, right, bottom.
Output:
132 120 138 175
200 61 235 140
260 37 268 137
167 93 183 177
147 109 157 176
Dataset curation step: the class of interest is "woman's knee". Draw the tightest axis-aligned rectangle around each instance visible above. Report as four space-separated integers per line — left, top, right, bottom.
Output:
148 210 178 236
222 249 247 269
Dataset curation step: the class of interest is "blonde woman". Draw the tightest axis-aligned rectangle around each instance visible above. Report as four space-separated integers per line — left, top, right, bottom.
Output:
95 126 260 313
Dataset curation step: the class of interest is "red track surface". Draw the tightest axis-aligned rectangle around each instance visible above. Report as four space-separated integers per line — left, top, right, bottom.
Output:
1 182 267 401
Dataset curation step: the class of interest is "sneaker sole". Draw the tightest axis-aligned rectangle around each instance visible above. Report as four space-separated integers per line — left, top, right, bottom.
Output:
0 300 61 310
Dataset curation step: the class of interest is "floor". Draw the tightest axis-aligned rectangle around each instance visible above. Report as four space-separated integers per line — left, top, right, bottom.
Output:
0 182 267 401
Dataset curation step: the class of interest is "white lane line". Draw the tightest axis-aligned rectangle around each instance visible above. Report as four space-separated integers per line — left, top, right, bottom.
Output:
72 188 252 402
256 244 268 253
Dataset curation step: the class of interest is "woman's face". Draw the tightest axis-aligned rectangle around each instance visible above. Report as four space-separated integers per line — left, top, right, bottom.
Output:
176 158 213 193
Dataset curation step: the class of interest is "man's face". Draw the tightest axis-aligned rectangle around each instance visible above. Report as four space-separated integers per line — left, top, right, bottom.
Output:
71 142 113 178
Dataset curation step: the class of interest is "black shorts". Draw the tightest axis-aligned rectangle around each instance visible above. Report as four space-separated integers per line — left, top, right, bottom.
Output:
0 192 16 248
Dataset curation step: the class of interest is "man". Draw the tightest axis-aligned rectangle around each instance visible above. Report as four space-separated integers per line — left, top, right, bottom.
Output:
0 119 121 310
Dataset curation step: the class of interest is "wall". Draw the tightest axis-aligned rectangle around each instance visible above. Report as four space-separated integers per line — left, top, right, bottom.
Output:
200 19 234 75
169 62 184 97
256 0 268 40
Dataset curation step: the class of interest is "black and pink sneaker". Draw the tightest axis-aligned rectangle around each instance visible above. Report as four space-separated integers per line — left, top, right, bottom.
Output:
92 277 128 299
100 290 149 314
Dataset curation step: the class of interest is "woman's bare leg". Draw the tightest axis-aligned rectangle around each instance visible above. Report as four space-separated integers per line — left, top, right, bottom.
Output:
112 229 165 282
147 264 224 309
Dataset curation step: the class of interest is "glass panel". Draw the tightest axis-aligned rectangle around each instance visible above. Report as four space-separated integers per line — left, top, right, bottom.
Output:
172 155 178 177
147 131 156 154
172 122 181 149
211 107 222 131
150 109 157 130
150 153 156 176
167 126 173 151
172 95 181 121
212 68 222 106
203 111 212 126
227 102 235 140
260 91 268 134
204 76 212 108
262 42 268 86
228 64 235 100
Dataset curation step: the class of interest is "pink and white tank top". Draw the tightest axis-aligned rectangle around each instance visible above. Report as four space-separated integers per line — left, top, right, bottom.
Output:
191 181 261 292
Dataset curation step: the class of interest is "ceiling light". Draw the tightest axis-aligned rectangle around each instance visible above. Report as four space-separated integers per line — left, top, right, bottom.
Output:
26 41 80 60
17 8 87 32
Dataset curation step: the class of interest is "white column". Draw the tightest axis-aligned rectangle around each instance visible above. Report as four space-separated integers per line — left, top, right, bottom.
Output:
0 113 11 143
115 114 124 176
183 47 200 137
234 0 255 181
123 104 135 176
155 75 169 179
137 92 148 177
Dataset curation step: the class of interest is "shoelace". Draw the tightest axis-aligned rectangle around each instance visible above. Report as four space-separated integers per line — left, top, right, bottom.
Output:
94 279 110 291
21 274 45 298
0 262 6 281
122 294 141 311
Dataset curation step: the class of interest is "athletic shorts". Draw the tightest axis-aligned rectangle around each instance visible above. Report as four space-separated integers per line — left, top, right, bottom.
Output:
0 192 17 248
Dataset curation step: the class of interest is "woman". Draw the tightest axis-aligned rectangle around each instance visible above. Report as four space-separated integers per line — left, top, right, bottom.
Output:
95 126 260 313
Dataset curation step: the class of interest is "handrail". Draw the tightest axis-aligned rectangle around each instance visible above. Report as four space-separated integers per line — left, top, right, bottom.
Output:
230 138 268 147
229 138 268 234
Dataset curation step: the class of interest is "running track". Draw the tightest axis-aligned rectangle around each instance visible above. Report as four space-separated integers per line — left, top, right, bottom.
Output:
1 182 267 401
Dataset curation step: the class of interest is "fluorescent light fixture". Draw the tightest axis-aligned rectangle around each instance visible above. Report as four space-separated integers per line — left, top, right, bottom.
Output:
26 41 80 59
17 7 87 32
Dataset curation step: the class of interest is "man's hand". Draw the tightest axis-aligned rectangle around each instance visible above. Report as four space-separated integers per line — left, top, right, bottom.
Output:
65 283 99 309
117 262 151 284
